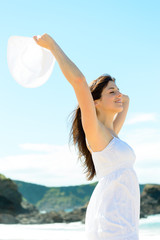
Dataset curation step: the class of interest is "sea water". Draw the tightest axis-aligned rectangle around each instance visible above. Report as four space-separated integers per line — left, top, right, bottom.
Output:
0 214 160 240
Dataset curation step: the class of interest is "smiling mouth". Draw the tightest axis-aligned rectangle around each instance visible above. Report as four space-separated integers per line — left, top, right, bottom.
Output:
115 98 122 103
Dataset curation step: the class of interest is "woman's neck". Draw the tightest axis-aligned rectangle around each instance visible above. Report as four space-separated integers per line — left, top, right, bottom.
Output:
97 111 116 130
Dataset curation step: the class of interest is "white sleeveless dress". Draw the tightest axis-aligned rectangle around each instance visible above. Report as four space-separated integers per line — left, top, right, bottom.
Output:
85 135 140 240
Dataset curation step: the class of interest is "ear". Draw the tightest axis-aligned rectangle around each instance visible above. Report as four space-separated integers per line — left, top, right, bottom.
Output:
94 99 99 106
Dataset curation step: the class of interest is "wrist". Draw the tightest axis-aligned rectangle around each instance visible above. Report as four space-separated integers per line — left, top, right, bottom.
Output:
122 94 129 103
49 40 55 52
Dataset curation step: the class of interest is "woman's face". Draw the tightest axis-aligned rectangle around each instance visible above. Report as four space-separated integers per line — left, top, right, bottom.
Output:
95 81 123 113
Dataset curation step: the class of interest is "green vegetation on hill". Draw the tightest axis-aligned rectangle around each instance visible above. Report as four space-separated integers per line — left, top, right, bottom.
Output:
0 174 8 180
36 183 97 212
14 180 50 204
0 173 160 223
14 179 144 212
14 180 97 212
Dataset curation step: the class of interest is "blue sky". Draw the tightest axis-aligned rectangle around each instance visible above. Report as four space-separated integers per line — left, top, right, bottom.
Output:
0 0 159 186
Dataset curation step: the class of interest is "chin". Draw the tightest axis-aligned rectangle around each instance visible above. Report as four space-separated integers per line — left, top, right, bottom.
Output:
116 106 123 113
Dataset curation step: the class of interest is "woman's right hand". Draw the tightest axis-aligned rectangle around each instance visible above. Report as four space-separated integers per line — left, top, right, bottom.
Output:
33 33 54 51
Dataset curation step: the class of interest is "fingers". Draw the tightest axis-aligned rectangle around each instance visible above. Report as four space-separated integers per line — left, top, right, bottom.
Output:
33 36 37 42
32 34 52 50
33 35 41 42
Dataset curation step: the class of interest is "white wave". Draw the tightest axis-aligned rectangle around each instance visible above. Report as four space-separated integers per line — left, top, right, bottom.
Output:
0 216 160 240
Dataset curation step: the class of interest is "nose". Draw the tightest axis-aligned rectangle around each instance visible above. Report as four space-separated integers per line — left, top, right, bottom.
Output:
117 91 122 97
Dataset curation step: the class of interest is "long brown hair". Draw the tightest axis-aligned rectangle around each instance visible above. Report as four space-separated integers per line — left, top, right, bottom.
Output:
69 74 115 180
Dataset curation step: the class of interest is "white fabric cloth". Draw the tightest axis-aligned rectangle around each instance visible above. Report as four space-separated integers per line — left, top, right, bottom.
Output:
85 136 140 240
7 36 56 88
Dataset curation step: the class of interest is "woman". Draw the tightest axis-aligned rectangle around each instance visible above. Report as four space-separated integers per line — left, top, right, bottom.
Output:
33 34 140 240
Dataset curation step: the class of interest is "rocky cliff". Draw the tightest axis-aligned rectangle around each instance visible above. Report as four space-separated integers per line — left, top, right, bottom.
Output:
140 184 160 218
0 174 23 216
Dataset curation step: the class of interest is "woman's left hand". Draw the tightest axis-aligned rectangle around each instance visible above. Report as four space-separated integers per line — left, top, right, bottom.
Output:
122 94 129 103
33 33 54 51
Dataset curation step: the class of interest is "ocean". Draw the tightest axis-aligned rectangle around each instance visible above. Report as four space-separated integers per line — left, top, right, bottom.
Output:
0 214 160 240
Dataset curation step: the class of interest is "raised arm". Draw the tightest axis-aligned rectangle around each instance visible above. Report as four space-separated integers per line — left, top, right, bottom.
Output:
33 34 113 149
33 34 85 85
33 34 112 145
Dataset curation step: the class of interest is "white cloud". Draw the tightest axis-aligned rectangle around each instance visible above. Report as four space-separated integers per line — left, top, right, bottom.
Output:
136 167 160 185
0 144 95 187
126 112 158 125
0 126 160 186
19 143 65 153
